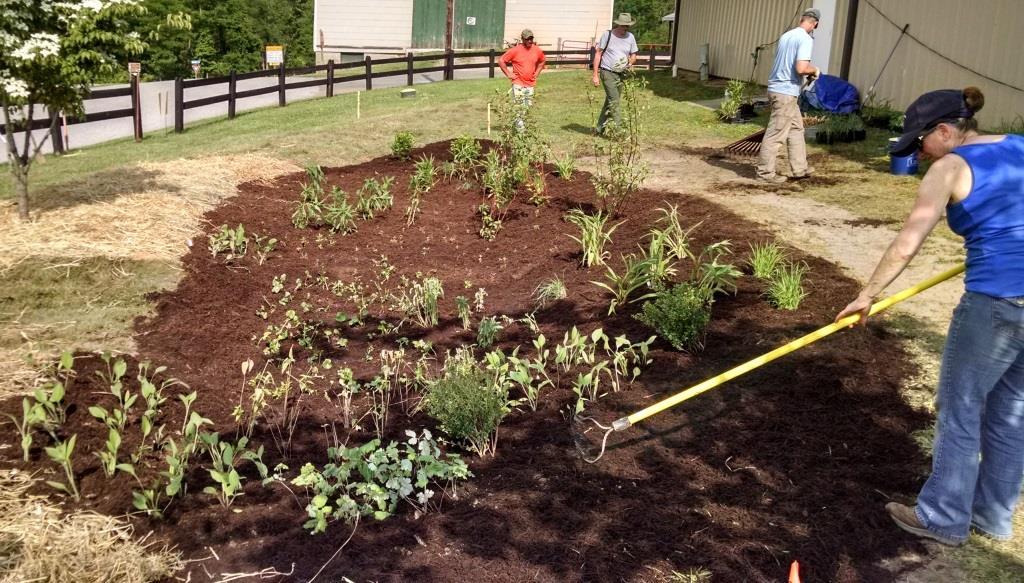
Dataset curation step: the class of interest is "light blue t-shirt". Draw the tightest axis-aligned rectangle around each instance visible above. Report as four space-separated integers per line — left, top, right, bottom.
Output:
767 27 813 96
597 30 639 73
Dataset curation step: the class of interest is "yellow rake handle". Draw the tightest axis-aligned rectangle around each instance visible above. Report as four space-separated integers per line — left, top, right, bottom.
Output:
610 263 965 432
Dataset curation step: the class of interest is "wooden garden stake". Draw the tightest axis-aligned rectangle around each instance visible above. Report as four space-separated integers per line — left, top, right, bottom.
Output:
487 102 491 136
357 91 361 119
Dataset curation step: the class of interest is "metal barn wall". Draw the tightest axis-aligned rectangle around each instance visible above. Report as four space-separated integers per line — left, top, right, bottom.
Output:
844 0 1024 127
503 0 613 48
315 0 413 50
673 0 816 85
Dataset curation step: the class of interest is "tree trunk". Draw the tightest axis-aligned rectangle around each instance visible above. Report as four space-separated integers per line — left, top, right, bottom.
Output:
13 162 30 220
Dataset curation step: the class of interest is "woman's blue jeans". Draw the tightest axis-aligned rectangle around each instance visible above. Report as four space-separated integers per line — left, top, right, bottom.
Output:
916 291 1024 542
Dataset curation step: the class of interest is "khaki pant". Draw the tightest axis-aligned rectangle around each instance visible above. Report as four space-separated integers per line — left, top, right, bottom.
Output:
756 92 808 178
597 69 624 132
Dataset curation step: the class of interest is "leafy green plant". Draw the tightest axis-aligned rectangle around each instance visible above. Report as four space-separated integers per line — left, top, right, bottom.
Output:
199 432 268 508
653 205 700 262
4 399 45 462
715 79 751 121
323 186 357 234
33 351 73 429
305 163 326 189
565 209 622 267
476 316 502 348
695 241 743 301
291 430 471 533
391 131 415 159
592 254 657 315
252 234 278 265
766 261 809 310
748 241 787 280
477 203 503 240
208 224 248 260
293 181 325 229
44 435 80 500
409 154 438 195
455 296 472 330
533 276 567 308
449 135 481 178
636 283 712 352
639 228 677 292
553 151 576 180
425 365 509 457
356 175 395 219
480 149 516 206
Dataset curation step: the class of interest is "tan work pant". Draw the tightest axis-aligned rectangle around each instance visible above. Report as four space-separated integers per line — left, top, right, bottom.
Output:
756 92 808 178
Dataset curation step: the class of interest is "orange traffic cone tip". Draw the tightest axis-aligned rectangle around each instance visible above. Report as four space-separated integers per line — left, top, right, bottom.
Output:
788 560 801 583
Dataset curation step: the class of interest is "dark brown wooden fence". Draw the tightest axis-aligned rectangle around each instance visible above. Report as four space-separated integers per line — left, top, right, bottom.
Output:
2 48 671 140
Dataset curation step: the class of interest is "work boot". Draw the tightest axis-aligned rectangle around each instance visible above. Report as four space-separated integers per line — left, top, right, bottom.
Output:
790 166 816 179
885 502 962 546
757 174 787 184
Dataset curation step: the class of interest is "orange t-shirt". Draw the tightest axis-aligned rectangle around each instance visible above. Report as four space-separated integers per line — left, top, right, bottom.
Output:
500 44 546 87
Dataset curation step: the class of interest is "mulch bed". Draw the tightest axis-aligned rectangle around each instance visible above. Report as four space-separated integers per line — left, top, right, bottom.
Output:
0 141 933 582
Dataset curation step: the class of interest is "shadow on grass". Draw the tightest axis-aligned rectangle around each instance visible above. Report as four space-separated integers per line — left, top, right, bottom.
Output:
26 166 182 214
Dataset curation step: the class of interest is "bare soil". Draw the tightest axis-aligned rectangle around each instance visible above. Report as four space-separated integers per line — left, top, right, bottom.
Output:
1 141 937 582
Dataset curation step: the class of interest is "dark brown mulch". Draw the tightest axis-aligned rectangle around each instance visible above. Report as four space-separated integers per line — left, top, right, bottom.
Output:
0 140 933 583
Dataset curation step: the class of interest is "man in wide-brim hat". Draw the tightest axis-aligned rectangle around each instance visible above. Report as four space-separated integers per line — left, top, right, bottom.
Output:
592 13 639 134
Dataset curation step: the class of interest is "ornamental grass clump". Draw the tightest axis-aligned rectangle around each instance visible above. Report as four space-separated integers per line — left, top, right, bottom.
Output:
565 209 622 267
635 283 711 352
449 135 482 178
748 241 787 280
356 175 395 219
553 151 576 181
533 276 567 308
766 261 809 310
425 365 509 457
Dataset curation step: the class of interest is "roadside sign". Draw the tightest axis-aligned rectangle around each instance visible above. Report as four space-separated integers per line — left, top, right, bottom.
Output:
190 59 201 76
128 62 141 76
466 17 476 25
265 45 284 66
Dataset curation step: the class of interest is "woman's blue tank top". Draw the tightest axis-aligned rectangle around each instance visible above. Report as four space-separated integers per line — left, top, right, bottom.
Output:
946 135 1024 297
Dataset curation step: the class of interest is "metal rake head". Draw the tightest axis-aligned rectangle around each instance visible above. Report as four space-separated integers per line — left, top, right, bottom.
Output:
570 415 615 464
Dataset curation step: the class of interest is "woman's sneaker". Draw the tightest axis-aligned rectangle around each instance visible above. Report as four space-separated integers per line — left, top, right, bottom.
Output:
886 502 963 546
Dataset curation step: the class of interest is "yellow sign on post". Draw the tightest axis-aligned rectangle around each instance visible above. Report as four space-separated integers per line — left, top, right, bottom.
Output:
265 45 284 67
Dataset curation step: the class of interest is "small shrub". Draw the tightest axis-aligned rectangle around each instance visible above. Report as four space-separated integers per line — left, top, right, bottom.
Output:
748 241 787 280
476 316 502 348
565 209 622 267
636 283 711 352
478 203 503 240
425 366 509 457
766 261 809 310
533 276 567 308
391 131 415 159
323 187 357 234
449 135 482 178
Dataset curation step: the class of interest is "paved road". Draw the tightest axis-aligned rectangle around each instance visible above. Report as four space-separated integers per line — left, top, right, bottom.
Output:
7 68 493 157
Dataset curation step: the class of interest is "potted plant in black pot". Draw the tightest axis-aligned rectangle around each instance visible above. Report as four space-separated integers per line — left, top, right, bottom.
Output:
716 79 755 123
816 113 867 144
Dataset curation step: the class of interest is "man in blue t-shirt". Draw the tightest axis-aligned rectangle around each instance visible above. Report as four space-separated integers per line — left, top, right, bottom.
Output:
756 9 822 183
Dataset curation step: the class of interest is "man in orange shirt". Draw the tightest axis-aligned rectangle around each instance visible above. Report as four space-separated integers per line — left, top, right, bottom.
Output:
499 29 546 112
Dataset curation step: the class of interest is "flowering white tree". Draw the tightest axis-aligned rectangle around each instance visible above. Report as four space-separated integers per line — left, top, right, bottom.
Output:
2 0 148 220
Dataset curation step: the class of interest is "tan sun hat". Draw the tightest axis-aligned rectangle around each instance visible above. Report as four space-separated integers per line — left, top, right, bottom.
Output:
520 29 534 39
614 13 636 27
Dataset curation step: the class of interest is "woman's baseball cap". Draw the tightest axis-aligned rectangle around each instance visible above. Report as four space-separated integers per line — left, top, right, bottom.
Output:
890 89 974 155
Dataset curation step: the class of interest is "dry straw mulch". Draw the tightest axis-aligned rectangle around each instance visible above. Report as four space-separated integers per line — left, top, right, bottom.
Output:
0 154 299 268
0 470 181 583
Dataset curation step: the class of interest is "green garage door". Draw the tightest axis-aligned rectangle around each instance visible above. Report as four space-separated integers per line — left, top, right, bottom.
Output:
454 0 505 49
412 0 446 49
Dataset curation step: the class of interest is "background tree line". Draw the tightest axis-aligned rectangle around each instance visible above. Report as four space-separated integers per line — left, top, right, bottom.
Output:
124 0 313 81
615 0 675 45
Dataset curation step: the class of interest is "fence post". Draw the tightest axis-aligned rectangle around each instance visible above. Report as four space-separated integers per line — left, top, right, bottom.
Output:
406 52 414 86
278 62 286 106
365 56 372 91
174 77 183 133
648 46 656 71
444 50 454 81
326 60 335 97
488 48 495 78
48 111 64 154
589 46 596 70
228 69 237 119
130 74 143 142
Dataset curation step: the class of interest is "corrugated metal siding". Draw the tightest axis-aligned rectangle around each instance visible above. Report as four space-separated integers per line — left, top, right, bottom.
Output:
845 0 1024 126
673 0 814 84
503 0 613 48
315 0 413 50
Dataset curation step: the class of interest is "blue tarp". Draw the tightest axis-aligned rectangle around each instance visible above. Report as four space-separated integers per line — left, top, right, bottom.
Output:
801 74 860 114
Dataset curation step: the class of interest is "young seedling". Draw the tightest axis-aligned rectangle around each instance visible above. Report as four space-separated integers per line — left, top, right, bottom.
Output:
455 296 472 330
44 434 80 500
476 316 503 348
553 151 576 181
323 186 357 234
